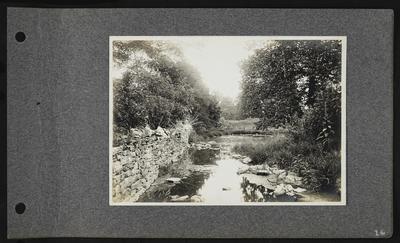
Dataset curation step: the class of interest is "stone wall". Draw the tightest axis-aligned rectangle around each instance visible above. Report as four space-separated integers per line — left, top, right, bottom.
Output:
112 122 192 203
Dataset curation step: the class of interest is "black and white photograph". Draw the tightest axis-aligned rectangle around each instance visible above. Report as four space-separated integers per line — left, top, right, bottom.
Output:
110 36 346 205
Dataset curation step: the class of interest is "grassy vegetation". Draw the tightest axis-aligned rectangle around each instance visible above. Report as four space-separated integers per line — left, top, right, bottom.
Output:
189 128 272 142
189 118 274 142
232 134 340 192
221 118 259 131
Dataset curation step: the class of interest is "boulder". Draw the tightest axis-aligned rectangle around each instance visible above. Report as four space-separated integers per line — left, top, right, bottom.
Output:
190 195 202 202
120 157 131 166
242 157 252 164
143 125 153 137
278 172 286 178
266 174 278 184
113 147 123 154
272 169 286 175
155 126 167 137
255 190 264 200
284 174 303 186
256 170 271 176
208 141 218 147
113 162 123 174
130 128 143 138
170 195 189 202
273 183 296 196
120 176 138 189
273 184 286 196
237 165 250 174
286 191 296 197
293 187 307 193
166 177 181 183
242 174 276 191
232 154 244 160
285 184 294 192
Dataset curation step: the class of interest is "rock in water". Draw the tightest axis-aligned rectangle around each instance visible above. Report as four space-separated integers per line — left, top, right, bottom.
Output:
273 184 286 196
293 187 307 193
232 154 244 160
285 184 294 192
286 191 296 197
256 170 270 176
237 165 250 174
277 172 287 180
242 157 252 164
166 177 181 183
266 174 278 184
208 141 218 147
170 195 189 202
284 174 303 186
190 195 202 202
273 169 286 175
255 190 264 200
243 174 277 191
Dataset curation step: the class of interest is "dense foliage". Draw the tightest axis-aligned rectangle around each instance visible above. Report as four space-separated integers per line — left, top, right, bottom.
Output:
113 40 221 132
217 95 241 120
238 40 342 191
240 40 342 150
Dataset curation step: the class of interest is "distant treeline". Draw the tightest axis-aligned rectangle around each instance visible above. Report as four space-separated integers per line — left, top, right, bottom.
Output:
240 40 342 150
113 40 221 133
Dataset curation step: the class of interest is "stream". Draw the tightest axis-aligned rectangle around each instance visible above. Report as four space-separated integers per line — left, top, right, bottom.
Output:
138 135 340 203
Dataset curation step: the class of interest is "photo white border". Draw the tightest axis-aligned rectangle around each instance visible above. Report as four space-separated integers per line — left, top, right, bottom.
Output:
109 36 347 206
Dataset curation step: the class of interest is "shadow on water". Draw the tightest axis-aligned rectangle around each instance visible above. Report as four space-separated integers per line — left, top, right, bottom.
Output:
138 172 210 202
170 172 210 196
190 148 219 165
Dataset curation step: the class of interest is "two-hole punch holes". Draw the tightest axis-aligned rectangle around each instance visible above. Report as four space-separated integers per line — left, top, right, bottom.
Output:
14 31 26 215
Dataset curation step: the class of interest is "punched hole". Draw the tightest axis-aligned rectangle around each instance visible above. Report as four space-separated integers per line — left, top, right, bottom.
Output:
15 202 25 214
15 32 26 42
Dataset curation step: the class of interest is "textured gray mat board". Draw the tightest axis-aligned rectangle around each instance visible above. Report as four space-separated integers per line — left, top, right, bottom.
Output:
7 8 393 238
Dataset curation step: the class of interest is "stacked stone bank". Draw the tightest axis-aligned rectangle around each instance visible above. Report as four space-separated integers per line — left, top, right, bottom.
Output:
112 122 192 203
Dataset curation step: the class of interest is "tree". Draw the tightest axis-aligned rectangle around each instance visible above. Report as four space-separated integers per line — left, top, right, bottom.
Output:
112 40 221 132
240 40 342 149
240 41 303 129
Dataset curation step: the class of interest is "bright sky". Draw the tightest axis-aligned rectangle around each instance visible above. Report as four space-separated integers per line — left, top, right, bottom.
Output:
112 37 270 99
174 38 262 99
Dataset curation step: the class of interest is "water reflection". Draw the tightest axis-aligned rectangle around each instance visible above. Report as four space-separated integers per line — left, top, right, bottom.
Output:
197 159 244 204
139 135 301 203
139 172 209 202
190 148 219 165
241 177 297 202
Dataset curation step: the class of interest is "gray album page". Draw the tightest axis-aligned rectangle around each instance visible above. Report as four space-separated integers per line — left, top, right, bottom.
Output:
7 8 393 238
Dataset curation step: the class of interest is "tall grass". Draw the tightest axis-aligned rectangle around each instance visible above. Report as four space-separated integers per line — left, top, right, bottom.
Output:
232 134 340 192
232 134 288 165
221 118 259 131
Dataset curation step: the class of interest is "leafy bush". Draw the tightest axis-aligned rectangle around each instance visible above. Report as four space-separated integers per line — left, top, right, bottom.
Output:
113 40 221 132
